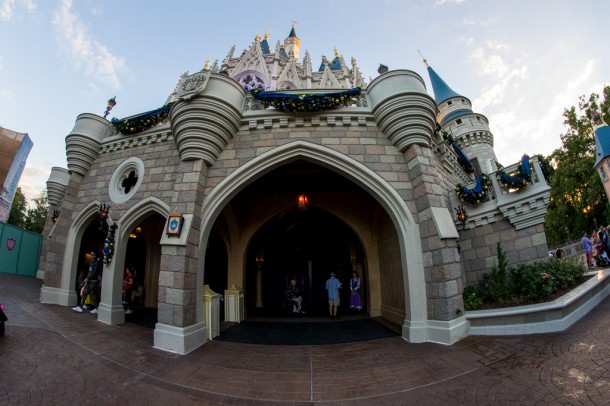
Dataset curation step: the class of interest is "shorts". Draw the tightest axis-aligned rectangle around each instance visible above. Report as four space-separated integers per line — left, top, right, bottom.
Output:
328 297 340 306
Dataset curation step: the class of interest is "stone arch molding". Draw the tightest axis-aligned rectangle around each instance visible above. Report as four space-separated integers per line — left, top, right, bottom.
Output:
199 140 429 343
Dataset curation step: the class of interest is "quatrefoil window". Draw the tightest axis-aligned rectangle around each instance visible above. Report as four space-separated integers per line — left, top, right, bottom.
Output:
109 157 145 204
121 171 139 194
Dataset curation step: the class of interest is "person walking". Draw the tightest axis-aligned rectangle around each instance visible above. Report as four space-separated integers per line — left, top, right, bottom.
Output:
582 232 595 270
325 272 342 319
72 252 100 314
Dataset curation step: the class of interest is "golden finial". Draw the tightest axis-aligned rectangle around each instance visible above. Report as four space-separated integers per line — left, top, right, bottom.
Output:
418 50 429 68
334 47 340 57
265 30 270 40
203 58 210 70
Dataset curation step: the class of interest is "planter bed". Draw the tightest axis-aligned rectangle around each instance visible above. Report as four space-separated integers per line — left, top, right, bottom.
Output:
466 269 610 335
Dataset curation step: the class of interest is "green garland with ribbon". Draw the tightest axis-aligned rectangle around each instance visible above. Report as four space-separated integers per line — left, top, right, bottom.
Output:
251 88 361 113
435 124 475 174
111 103 174 135
456 174 492 206
497 154 531 191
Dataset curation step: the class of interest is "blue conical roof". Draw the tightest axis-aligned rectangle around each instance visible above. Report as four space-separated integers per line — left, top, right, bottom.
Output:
594 126 610 168
427 66 462 104
288 27 297 38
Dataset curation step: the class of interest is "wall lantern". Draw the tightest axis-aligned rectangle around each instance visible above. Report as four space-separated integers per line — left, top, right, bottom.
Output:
52 209 60 223
297 194 309 211
455 205 468 229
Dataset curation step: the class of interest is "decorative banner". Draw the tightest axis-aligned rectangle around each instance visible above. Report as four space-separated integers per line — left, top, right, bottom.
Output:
111 103 174 135
251 87 361 113
167 214 184 237
102 223 117 265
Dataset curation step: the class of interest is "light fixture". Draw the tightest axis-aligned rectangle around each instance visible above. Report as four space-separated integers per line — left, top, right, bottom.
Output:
297 194 309 211
129 233 137 239
135 227 142 234
52 209 60 223
455 205 468 229
103 96 117 119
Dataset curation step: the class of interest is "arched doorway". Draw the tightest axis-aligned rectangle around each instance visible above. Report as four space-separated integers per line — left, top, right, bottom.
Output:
245 207 366 317
122 212 165 327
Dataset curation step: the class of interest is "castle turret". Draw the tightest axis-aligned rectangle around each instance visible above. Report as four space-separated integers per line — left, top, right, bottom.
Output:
426 60 497 175
284 24 300 61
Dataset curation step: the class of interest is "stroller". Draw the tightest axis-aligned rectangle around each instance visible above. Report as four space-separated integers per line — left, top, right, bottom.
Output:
593 245 610 267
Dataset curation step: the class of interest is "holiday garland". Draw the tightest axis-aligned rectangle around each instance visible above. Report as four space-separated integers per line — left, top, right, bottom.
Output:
102 223 117 265
111 102 174 135
456 174 492 205
251 87 361 113
497 154 531 191
435 124 475 174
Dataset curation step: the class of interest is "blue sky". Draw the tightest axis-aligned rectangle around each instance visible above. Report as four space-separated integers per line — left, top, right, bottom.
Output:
1 0 608 201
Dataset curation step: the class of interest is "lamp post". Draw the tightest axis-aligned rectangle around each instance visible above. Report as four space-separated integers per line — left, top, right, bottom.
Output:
103 97 117 119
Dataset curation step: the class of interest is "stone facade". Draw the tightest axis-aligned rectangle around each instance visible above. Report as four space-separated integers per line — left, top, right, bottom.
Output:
38 29 551 354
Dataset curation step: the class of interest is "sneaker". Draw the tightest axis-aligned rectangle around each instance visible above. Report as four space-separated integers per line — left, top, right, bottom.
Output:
125 309 132 315
72 306 83 313
90 308 98 314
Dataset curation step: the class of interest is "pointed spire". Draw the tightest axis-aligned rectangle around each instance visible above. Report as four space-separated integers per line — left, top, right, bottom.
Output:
289 20 298 37
418 50 429 68
426 64 463 104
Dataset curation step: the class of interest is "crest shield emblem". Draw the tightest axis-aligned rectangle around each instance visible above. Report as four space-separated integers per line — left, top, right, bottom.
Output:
6 238 16 251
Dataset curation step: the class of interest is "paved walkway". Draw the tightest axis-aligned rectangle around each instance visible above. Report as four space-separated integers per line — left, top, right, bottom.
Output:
1 273 610 405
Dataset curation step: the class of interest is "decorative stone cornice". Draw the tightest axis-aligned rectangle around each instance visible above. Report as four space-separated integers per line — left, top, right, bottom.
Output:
367 70 436 152
100 128 172 154
65 113 111 176
170 74 244 165
46 167 70 206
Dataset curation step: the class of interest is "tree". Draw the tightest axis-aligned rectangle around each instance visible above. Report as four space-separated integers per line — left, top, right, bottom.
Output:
544 86 610 246
24 191 49 233
7 187 27 229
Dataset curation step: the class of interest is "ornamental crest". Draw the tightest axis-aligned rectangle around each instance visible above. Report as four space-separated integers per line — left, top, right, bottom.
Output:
177 71 210 101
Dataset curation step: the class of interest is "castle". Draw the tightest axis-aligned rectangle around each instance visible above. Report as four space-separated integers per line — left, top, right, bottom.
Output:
39 27 551 354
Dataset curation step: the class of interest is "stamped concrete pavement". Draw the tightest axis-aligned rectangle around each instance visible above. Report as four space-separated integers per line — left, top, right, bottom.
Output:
1 273 609 405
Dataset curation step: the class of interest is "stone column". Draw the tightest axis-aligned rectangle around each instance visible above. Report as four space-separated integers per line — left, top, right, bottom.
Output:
154 72 244 354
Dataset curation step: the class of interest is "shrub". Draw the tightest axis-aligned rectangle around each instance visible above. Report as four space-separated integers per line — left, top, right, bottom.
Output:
462 245 588 311
463 285 483 311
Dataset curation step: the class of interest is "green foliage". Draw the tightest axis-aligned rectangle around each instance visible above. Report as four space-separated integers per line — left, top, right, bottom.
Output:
7 187 27 228
481 242 511 303
6 188 49 234
463 257 588 310
24 192 49 233
545 86 610 246
463 285 483 311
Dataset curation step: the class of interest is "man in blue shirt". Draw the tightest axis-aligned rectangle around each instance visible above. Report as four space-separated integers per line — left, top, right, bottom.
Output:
325 272 342 319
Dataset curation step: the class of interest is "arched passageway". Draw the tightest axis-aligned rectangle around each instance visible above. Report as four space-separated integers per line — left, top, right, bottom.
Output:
245 207 366 317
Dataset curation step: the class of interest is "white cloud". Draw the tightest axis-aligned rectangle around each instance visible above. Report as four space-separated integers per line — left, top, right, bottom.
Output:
22 0 35 12
19 165 51 202
436 0 466 5
0 0 36 21
0 0 15 21
1 89 12 99
52 0 124 91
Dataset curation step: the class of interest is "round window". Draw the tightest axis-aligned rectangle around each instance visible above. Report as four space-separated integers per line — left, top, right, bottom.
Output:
109 157 145 204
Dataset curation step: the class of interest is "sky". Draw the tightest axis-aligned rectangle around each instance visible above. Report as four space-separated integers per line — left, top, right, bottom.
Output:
0 0 608 202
